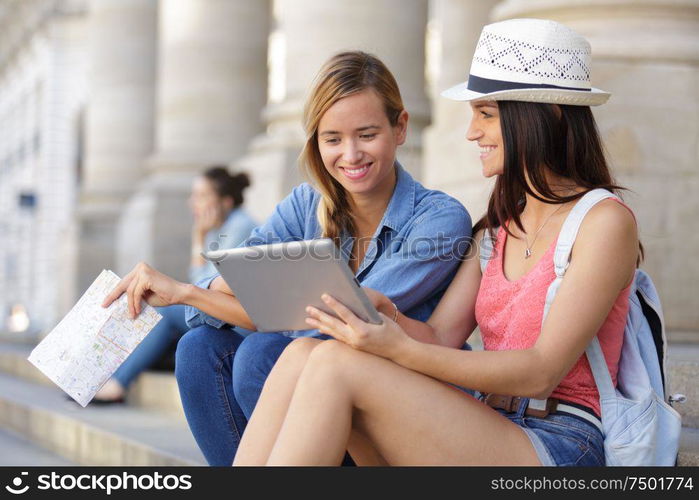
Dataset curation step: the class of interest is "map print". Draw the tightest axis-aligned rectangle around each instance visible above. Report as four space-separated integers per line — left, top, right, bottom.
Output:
28 270 162 407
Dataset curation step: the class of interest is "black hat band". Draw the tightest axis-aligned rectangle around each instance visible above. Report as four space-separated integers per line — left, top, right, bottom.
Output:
467 74 591 94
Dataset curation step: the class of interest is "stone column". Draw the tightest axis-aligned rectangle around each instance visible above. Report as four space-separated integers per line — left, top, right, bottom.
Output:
492 0 699 336
423 0 499 221
239 0 430 220
116 0 270 280
76 0 157 293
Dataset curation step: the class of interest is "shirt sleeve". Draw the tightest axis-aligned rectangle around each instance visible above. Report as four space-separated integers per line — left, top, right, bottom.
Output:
185 273 226 328
242 184 313 247
360 201 472 314
185 185 313 329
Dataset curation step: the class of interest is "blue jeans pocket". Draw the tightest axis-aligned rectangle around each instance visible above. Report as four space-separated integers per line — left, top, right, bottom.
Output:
522 414 605 466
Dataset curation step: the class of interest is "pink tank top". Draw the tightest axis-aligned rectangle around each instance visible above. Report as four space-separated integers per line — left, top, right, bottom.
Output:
474 223 631 417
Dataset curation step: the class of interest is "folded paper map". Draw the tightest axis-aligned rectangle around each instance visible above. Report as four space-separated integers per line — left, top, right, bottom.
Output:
28 270 162 407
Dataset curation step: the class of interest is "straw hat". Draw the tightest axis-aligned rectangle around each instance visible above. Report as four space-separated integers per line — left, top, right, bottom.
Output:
441 18 610 106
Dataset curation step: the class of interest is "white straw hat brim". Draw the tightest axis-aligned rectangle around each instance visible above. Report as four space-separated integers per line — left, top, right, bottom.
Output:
441 80 610 107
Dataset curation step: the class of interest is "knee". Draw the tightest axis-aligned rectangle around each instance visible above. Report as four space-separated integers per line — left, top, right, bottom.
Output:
175 326 211 362
175 325 238 377
236 332 283 360
303 339 355 378
233 333 293 384
276 337 322 367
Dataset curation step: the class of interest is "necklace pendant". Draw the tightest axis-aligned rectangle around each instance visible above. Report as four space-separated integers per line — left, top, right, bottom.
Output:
524 248 532 259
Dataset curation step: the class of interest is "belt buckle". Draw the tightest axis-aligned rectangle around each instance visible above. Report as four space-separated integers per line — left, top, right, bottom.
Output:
525 398 557 418
484 394 516 413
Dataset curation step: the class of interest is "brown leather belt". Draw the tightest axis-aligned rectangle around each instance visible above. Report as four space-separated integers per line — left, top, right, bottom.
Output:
483 394 559 418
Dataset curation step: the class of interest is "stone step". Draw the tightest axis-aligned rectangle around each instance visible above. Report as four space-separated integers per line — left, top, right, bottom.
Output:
1 338 698 424
678 427 699 467
0 342 184 418
0 427 73 466
667 344 699 429
0 337 696 466
0 372 205 466
0 329 42 346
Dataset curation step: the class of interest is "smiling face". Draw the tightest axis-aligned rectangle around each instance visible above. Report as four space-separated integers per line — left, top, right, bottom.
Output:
317 88 407 199
467 100 504 178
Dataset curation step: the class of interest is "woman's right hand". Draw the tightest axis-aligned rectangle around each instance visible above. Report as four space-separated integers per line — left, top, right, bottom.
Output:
101 262 189 319
193 204 222 240
306 294 411 361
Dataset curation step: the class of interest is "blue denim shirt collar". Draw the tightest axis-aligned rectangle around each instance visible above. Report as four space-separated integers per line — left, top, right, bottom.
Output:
340 162 416 275
379 161 416 233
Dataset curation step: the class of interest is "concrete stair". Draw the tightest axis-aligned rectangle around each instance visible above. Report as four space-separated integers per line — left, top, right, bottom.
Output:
668 343 699 466
0 339 204 466
0 428 73 466
0 334 697 466
667 344 699 429
0 342 185 418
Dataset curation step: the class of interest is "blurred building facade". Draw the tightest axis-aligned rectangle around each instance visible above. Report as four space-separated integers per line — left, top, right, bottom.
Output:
1 0 698 338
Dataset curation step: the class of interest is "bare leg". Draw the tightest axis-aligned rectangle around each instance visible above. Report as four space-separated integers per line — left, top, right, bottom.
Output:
346 429 389 466
266 340 540 466
233 337 321 465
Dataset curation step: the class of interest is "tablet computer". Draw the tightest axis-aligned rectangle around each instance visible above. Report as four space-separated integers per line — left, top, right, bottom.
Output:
204 239 382 332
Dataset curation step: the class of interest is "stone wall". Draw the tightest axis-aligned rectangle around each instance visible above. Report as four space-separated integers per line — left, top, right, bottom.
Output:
0 0 696 337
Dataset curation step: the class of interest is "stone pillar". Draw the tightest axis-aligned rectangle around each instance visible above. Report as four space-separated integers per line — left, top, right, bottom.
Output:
492 0 699 336
0 1 89 334
240 0 430 220
423 0 499 221
116 0 270 280
76 0 157 293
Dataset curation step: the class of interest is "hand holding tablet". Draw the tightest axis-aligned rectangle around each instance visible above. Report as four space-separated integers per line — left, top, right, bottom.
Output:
204 239 382 332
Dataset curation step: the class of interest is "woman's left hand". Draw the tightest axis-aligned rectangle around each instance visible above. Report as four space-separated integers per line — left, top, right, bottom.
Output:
305 294 410 360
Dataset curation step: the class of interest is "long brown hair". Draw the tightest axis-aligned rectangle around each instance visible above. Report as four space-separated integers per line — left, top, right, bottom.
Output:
472 101 643 264
300 51 404 241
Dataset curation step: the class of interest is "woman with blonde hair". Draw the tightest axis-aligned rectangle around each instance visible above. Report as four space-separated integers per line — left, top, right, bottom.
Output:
103 51 472 465
233 19 641 466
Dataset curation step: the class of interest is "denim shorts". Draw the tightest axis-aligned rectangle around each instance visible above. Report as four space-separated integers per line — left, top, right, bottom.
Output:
490 396 605 466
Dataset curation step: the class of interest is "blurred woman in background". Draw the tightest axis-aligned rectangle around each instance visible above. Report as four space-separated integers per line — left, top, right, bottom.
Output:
93 167 255 403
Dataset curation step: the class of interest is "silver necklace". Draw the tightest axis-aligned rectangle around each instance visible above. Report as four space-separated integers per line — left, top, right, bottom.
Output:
523 204 565 259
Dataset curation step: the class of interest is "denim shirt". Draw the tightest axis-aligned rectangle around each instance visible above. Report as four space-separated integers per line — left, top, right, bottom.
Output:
185 163 472 337
188 207 258 284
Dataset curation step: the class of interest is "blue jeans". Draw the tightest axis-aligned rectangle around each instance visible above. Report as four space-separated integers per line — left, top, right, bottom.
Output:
112 304 188 388
174 325 292 465
233 332 295 418
493 396 605 466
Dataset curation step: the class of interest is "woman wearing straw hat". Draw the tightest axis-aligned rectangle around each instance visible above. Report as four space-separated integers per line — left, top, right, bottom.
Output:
233 19 641 466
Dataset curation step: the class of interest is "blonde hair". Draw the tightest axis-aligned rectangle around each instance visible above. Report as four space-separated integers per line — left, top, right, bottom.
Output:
300 51 404 242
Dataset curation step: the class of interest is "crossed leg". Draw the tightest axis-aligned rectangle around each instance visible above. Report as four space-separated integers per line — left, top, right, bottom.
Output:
244 339 541 466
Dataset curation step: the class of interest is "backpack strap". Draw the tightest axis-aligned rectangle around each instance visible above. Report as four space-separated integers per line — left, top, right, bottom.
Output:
585 338 619 401
542 189 619 318
551 189 621 278
540 188 624 405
